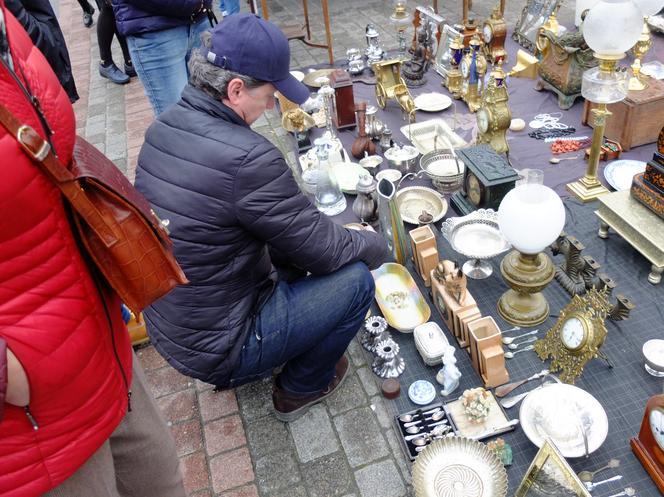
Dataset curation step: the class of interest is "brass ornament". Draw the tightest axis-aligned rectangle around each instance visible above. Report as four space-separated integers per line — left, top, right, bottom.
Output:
476 64 511 154
372 59 416 122
534 288 612 384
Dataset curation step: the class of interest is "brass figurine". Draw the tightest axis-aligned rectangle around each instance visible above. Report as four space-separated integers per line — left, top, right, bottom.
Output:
372 59 417 122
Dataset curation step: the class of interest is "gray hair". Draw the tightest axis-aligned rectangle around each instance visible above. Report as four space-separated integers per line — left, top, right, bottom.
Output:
188 31 266 100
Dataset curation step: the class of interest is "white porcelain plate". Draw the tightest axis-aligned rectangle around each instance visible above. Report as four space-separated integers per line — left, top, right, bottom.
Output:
603 159 647 191
331 162 369 194
520 383 608 458
414 92 452 112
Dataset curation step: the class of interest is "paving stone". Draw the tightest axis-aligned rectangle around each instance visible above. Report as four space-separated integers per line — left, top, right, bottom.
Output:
112 158 127 173
198 387 239 421
357 367 379 397
235 378 274 422
354 460 407 497
254 451 301 494
348 338 367 367
171 418 204 456
219 484 260 497
290 404 340 463
204 414 247 456
300 452 353 497
136 345 168 371
369 395 392 430
157 389 198 424
210 447 255 494
145 365 192 398
326 373 368 416
334 407 389 468
245 413 292 458
179 451 209 495
385 427 412 485
266 485 308 497
189 489 213 497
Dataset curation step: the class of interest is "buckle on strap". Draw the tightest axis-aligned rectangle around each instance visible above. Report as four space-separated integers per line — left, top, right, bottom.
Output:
17 125 50 161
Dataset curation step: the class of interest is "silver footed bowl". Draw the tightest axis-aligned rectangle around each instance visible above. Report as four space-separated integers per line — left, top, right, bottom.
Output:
440 209 511 280
412 437 508 497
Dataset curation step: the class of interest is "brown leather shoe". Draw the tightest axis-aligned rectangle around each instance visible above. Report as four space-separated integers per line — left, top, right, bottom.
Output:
272 355 349 422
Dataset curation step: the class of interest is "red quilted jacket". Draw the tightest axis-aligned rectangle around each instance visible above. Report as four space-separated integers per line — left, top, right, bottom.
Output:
0 4 132 496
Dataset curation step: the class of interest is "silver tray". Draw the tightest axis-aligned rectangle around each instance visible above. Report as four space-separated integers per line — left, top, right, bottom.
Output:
603 159 647 191
412 437 508 497
396 187 448 225
440 209 511 279
519 383 609 458
400 119 467 154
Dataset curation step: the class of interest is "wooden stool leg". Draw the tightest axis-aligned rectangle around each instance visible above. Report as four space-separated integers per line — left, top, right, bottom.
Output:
261 0 269 20
302 0 311 41
322 0 333 65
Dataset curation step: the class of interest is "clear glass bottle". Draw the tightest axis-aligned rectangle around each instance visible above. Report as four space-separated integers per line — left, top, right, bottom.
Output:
314 142 346 216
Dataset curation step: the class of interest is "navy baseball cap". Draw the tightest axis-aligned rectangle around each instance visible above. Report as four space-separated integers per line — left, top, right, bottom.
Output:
203 14 310 104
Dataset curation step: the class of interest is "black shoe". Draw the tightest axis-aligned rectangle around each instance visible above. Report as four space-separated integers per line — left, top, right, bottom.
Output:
99 63 130 85
124 62 137 78
82 7 94 28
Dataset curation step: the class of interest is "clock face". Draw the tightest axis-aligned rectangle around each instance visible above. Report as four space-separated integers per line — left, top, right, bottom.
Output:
561 316 586 350
650 408 664 451
483 24 493 43
461 58 470 78
477 108 490 133
466 173 482 206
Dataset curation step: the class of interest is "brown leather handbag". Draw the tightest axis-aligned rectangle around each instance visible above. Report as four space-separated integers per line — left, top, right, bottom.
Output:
0 104 188 314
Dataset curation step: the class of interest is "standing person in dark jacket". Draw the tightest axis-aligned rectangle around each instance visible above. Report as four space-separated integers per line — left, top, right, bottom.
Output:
135 14 388 422
5 0 79 102
111 0 214 115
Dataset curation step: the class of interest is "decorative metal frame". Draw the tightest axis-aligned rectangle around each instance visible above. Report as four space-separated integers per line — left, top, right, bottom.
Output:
512 0 563 52
534 288 611 384
516 439 591 497
434 24 462 80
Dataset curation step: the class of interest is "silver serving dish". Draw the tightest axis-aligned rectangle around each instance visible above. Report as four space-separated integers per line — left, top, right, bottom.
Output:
400 119 467 154
419 150 465 194
440 209 511 279
520 383 609 458
396 186 448 225
412 437 508 497
603 159 646 191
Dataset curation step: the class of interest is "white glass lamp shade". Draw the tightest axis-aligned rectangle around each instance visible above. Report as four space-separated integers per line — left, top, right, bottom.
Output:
583 0 644 57
633 0 664 16
498 184 566 255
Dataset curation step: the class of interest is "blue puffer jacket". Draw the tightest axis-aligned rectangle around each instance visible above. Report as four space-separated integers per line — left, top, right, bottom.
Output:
134 86 388 388
111 0 212 37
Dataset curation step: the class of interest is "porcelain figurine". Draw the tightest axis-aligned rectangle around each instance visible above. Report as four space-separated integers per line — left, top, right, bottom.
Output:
436 345 462 396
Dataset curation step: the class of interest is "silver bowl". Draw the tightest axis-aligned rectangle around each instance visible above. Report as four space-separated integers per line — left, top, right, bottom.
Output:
384 145 420 175
440 209 511 279
396 186 448 225
419 150 465 194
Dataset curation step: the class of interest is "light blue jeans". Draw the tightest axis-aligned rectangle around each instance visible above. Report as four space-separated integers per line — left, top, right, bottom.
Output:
127 18 210 116
220 0 240 15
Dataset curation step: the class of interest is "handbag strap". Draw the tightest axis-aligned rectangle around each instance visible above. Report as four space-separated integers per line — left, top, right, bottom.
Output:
0 103 118 247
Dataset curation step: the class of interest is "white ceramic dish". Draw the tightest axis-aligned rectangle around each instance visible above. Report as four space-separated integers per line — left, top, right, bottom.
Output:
408 380 437 405
330 162 369 194
414 92 453 112
520 383 608 458
290 70 305 82
603 159 647 191
400 119 467 154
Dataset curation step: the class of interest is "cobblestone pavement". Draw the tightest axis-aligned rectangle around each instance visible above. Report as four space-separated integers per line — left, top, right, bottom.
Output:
53 1 577 496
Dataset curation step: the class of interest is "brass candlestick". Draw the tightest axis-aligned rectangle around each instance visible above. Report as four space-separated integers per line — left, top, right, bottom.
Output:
566 56 619 202
629 19 652 92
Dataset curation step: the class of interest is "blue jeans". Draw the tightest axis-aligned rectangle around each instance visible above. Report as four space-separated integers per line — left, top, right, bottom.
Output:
127 18 209 116
229 262 375 394
220 0 240 15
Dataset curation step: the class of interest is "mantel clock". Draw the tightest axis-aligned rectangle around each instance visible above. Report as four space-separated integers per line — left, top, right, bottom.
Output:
450 144 519 216
534 288 612 384
476 63 511 154
631 395 664 494
482 5 507 64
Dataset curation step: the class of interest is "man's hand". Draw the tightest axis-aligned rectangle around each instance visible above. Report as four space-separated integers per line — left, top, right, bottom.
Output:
6 348 29 406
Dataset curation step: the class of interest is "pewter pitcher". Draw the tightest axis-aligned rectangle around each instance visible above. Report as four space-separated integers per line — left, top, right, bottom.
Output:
377 178 410 265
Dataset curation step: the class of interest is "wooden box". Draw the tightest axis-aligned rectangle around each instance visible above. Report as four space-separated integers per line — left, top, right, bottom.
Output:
582 76 664 151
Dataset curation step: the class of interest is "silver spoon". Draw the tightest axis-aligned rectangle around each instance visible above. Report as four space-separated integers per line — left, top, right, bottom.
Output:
399 407 442 423
507 336 538 350
404 418 449 433
501 326 522 334
402 410 446 427
605 487 636 497
505 345 535 359
549 155 579 163
404 421 449 440
502 329 539 345
584 475 623 491
578 458 620 482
